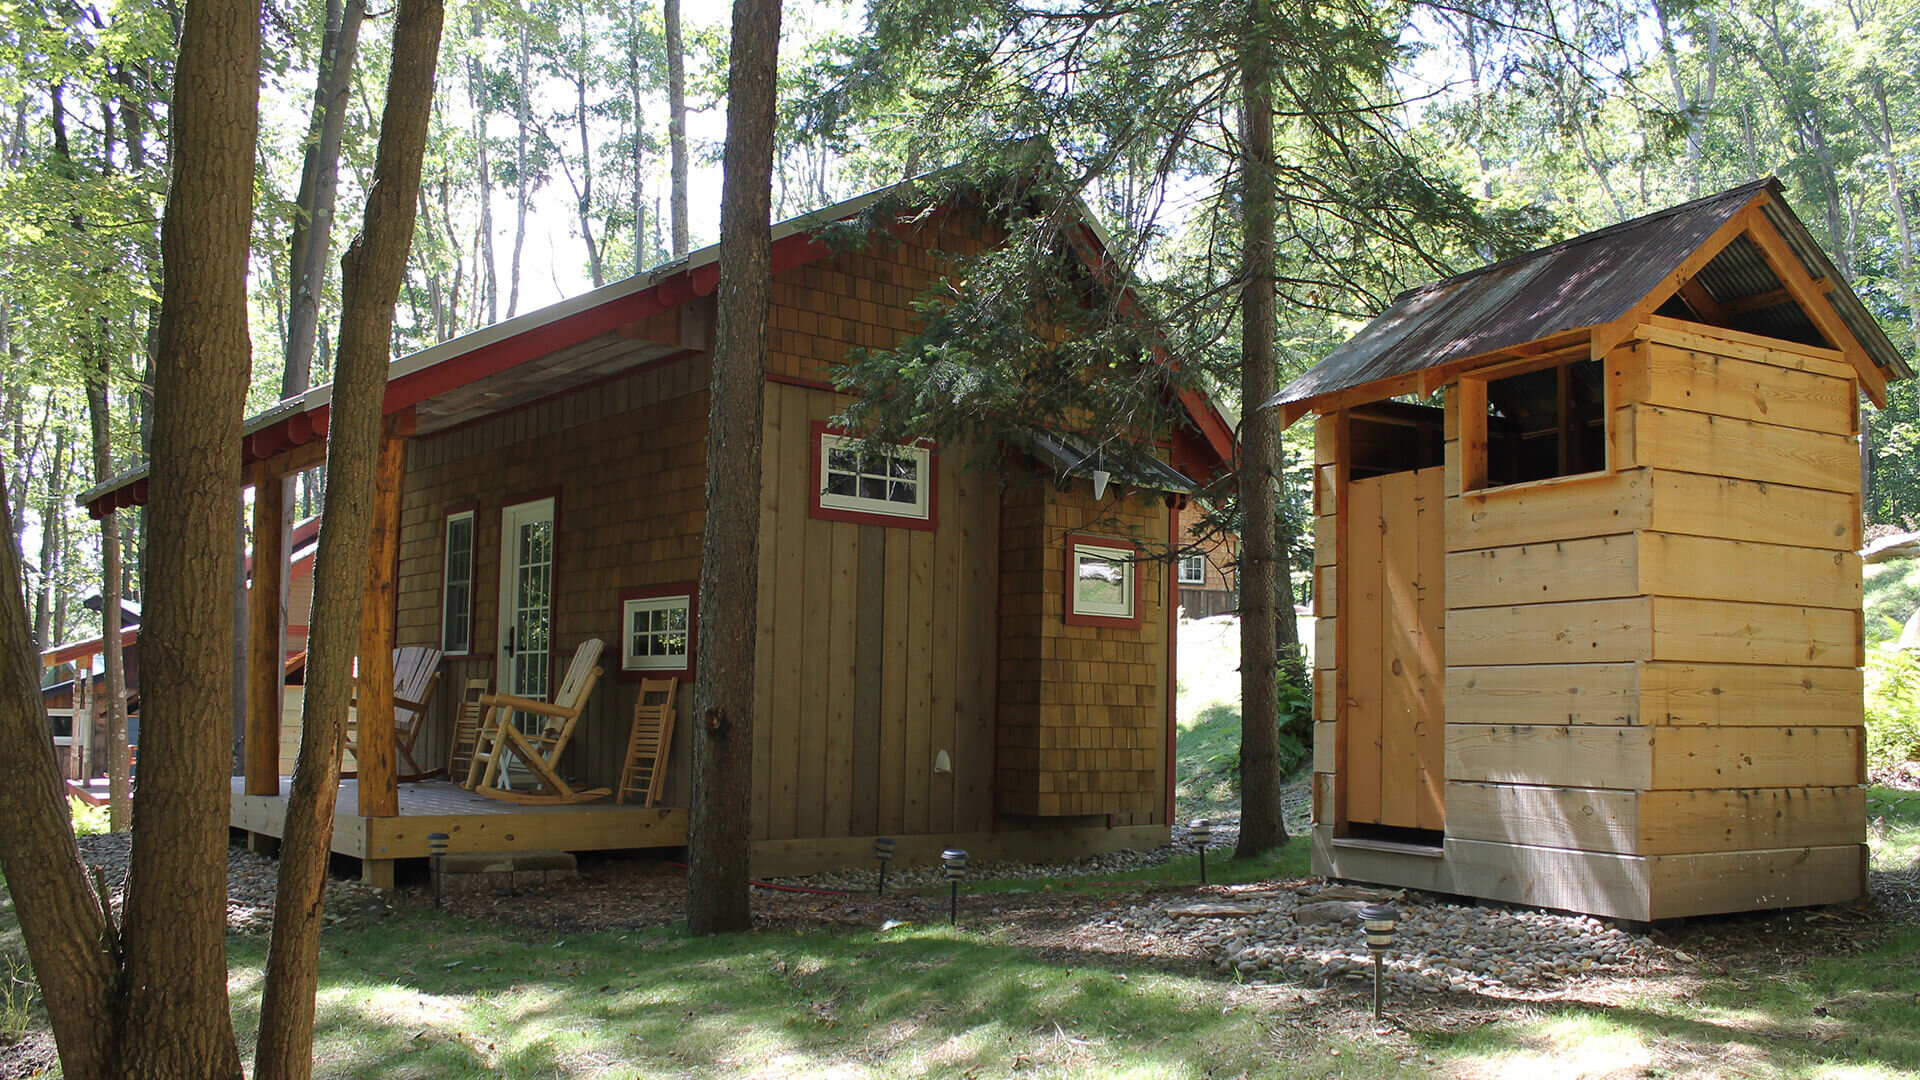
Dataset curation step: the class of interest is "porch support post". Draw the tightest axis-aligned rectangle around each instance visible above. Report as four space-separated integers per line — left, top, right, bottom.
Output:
245 468 292 796
356 410 412 818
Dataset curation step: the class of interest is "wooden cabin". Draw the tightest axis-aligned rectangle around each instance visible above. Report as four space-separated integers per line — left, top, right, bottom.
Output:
1273 179 1911 922
1174 499 1239 619
79 177 1237 886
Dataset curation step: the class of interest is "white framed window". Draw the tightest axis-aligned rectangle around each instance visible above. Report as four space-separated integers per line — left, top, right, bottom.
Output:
441 509 475 655
1069 540 1136 622
818 433 931 521
1178 554 1206 585
623 593 693 672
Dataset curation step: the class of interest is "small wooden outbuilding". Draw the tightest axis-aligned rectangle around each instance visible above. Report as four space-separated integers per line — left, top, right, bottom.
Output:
1272 179 1912 921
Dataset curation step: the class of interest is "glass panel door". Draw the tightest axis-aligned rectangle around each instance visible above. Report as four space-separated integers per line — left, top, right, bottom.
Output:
497 498 555 782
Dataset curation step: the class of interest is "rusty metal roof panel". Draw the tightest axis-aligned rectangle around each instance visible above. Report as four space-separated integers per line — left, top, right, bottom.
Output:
1271 180 1771 408
1270 178 1911 411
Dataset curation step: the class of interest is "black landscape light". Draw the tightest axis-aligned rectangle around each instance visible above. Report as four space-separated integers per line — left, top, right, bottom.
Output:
428 832 450 908
1359 902 1399 1018
874 836 896 897
1189 819 1213 884
941 847 969 925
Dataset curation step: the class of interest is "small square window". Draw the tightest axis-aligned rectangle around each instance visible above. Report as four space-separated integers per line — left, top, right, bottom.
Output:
1178 554 1206 585
1067 537 1140 626
622 592 694 673
812 424 936 529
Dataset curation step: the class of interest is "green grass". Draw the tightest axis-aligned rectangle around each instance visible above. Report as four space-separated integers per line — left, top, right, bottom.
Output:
1869 784 1920 872
221 910 1407 1080
1174 616 1247 821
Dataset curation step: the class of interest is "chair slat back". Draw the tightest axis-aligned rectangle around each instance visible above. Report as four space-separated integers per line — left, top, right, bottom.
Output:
552 639 604 714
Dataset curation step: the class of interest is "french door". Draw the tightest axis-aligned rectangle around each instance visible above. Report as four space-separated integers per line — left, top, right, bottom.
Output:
497 498 555 777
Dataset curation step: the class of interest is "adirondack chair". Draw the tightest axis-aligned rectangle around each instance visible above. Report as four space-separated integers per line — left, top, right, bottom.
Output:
444 677 491 782
464 638 608 804
616 678 678 806
344 646 444 782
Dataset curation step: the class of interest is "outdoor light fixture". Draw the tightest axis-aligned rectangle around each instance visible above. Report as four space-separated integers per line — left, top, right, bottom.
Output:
1091 469 1112 501
941 847 969 925
428 832 450 908
1359 902 1399 1018
874 836 896 897
1189 818 1213 885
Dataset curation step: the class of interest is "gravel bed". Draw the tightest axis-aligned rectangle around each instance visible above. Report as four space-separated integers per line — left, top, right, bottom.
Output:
1104 882 1652 997
760 824 1224 893
74 832 392 933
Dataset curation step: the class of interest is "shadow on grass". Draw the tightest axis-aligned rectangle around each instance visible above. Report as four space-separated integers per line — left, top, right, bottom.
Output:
253 896 1423 1080
1420 927 1920 1079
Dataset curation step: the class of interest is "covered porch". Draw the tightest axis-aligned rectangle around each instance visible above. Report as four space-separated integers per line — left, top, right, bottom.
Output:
232 778 688 887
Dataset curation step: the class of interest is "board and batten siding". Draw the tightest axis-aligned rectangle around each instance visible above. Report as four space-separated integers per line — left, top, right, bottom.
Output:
1313 320 1869 921
750 379 1001 846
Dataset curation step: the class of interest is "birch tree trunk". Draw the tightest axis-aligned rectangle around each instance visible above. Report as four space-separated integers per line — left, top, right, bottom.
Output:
665 0 690 257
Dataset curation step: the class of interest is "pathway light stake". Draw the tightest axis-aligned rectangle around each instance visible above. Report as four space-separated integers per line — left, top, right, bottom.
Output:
1359 902 1399 1018
1189 819 1212 884
874 836 896 897
941 847 968 926
428 832 450 908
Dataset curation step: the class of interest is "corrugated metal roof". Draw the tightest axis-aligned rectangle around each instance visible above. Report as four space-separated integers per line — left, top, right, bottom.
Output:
1269 178 1911 412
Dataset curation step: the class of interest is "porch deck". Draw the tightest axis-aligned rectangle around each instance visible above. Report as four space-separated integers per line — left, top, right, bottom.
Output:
230 777 687 887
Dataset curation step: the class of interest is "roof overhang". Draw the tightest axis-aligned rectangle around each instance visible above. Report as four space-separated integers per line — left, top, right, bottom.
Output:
1269 179 1911 427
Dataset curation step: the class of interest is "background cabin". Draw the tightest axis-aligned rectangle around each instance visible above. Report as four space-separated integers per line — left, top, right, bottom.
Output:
1275 179 1912 922
80 177 1238 885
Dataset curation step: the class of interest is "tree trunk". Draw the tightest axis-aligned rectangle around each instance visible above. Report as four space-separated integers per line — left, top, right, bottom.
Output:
629 0 648 276
468 0 497 324
665 0 690 257
284 0 368 400
507 7 532 317
255 0 443 1075
687 0 781 936
115 0 263 1068
1234 0 1289 859
85 354 132 832
0 489 120 1079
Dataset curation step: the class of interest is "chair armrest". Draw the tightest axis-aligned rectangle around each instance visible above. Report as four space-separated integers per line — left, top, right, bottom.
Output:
477 692 572 719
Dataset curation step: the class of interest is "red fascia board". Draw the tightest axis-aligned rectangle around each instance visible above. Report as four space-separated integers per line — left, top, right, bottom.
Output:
41 625 140 669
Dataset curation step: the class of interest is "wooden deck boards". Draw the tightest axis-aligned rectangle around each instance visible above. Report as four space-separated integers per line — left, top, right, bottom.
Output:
229 778 687 862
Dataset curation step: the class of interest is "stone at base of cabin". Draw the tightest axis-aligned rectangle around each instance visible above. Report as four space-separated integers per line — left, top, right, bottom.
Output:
1293 900 1366 926
1166 901 1267 918
1312 884 1404 903
437 849 578 895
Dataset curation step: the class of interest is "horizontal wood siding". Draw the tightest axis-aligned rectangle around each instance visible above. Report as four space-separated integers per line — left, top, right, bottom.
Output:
1419 327 1866 919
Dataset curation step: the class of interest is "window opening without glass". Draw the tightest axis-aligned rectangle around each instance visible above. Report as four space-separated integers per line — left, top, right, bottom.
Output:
1472 357 1607 489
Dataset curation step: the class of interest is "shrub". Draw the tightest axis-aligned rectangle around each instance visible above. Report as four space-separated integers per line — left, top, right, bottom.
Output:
1865 643 1920 769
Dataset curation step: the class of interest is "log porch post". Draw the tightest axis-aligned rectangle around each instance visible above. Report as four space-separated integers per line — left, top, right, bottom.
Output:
356 410 412 818
244 469 292 796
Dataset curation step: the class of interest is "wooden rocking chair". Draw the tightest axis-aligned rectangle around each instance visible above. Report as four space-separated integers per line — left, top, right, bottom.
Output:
616 678 678 806
464 638 608 804
344 645 444 782
444 677 491 782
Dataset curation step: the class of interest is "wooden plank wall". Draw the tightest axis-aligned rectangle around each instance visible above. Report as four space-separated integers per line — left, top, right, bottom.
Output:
997 479 1168 822
750 380 1000 845
395 351 711 801
1435 327 1867 920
